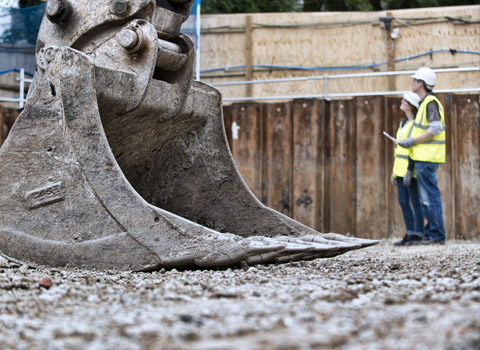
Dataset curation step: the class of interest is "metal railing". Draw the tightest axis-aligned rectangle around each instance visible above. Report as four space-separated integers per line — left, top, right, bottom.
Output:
1 67 479 108
210 66 480 102
0 68 32 109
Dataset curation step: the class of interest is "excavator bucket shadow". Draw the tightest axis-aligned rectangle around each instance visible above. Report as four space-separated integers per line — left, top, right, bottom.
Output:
0 0 378 271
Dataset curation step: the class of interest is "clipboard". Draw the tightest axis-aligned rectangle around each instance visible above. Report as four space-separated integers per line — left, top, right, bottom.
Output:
383 131 399 143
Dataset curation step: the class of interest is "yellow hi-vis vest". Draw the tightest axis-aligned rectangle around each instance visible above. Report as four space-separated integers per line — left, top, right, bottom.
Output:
393 119 416 178
409 95 446 163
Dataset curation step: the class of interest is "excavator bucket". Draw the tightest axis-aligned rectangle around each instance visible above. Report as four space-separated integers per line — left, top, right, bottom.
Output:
0 0 378 271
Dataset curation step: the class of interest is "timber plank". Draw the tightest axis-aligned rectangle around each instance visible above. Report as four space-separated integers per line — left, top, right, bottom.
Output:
262 102 293 216
292 99 321 229
324 99 356 235
452 94 480 240
228 103 263 199
354 96 386 239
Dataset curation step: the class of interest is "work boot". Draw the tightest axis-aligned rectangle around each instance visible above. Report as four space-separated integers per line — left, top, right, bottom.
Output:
394 231 424 246
394 235 409 246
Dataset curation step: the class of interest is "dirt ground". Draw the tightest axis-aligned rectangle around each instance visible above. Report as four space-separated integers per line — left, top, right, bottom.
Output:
0 238 479 350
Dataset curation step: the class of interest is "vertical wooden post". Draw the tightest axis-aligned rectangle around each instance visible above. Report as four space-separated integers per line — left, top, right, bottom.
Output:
449 94 457 240
324 100 356 235
245 15 253 97
316 100 326 233
436 94 455 240
354 96 387 239
385 97 405 238
228 103 264 199
381 13 396 91
262 103 293 217
292 99 320 229
452 94 479 240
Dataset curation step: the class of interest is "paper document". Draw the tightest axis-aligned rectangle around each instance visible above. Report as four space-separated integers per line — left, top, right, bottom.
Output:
383 131 399 143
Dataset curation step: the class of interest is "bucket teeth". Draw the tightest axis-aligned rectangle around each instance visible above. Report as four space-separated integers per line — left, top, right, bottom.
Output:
0 2 378 271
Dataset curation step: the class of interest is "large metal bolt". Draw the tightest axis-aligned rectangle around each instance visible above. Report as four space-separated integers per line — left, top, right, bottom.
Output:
112 0 129 15
44 47 56 62
116 28 141 52
46 0 62 17
46 0 69 23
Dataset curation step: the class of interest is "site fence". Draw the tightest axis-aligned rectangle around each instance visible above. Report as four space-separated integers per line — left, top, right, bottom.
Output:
1 93 478 241
222 93 479 240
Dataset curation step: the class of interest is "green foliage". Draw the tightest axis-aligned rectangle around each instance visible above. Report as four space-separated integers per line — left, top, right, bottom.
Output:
203 0 480 13
19 0 43 7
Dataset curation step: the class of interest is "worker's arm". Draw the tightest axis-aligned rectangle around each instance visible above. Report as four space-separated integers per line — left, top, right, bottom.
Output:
398 100 443 148
414 101 443 144
413 130 434 145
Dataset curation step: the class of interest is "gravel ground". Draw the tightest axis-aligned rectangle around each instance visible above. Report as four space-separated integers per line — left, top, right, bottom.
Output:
0 239 479 350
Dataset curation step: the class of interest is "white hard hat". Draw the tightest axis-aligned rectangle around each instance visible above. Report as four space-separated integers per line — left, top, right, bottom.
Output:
411 67 436 87
403 92 420 108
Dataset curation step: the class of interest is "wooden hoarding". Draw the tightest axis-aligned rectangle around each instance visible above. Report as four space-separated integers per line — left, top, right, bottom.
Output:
224 93 480 240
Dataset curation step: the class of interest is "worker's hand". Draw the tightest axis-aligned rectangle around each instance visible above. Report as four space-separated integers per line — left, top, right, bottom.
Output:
403 170 412 187
398 137 415 148
391 173 396 186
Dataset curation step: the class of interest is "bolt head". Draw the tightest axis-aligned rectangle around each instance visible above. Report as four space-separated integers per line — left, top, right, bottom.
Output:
46 0 69 23
44 47 56 62
116 29 138 50
113 1 129 15
46 0 62 17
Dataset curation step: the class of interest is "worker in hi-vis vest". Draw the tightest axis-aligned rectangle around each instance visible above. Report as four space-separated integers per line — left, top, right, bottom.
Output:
397 67 446 245
392 92 425 246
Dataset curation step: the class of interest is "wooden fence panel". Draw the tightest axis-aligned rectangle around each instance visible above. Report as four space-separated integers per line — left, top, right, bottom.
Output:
385 97 406 238
292 99 322 229
437 94 455 239
324 99 356 235
262 102 293 216
315 101 326 233
0 106 20 147
354 96 387 239
225 93 479 240
227 103 264 199
453 94 480 240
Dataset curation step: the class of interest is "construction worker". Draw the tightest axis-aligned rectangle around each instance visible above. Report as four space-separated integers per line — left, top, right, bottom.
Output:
392 92 425 246
397 67 446 245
